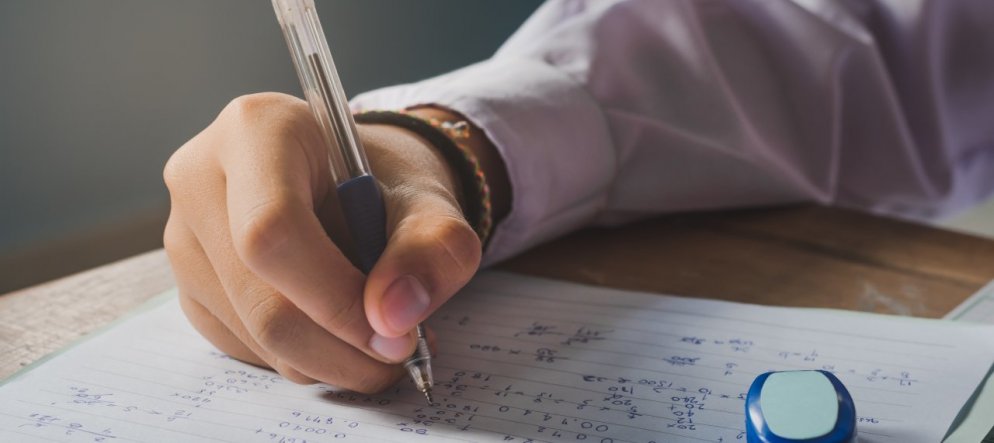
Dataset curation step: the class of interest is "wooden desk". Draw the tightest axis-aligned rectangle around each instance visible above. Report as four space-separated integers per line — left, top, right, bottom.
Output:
3 205 993 380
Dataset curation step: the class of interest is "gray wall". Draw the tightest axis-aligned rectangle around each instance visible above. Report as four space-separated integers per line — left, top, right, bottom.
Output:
0 0 541 292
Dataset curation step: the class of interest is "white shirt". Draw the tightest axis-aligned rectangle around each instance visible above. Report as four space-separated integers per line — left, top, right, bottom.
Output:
354 0 994 265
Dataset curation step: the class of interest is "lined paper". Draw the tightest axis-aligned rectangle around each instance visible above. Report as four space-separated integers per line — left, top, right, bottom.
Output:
2 272 993 442
942 279 994 442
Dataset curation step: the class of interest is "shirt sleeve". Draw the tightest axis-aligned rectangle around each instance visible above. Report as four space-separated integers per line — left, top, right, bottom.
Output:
352 0 994 265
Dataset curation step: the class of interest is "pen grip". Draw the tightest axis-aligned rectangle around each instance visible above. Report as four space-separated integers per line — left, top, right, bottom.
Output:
336 175 387 274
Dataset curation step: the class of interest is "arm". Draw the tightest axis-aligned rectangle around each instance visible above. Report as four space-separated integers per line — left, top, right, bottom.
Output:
356 0 994 263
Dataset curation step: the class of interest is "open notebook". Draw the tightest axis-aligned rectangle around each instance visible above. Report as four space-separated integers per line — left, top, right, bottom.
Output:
2 272 993 442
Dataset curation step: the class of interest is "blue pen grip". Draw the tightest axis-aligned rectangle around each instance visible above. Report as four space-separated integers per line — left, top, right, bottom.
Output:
336 175 387 274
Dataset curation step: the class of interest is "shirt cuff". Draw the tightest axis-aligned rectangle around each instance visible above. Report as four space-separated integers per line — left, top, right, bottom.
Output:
352 58 616 265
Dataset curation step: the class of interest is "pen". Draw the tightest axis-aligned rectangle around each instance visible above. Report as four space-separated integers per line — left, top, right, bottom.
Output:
272 0 434 405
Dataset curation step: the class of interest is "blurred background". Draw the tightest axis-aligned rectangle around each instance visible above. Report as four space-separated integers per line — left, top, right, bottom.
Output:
1 0 992 294
0 0 542 293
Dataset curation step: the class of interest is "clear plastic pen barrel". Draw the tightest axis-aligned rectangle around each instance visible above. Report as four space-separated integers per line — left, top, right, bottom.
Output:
272 0 434 406
272 0 369 185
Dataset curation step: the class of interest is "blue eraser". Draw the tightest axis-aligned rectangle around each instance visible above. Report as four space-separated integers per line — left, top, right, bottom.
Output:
745 370 856 443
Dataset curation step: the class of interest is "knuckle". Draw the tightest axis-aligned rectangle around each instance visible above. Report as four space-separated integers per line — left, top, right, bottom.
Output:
247 295 300 350
223 93 286 121
222 93 313 136
162 218 184 255
176 290 198 315
162 146 191 194
349 367 400 394
233 199 292 269
164 137 216 197
177 295 256 366
272 359 314 385
315 291 364 335
424 215 482 280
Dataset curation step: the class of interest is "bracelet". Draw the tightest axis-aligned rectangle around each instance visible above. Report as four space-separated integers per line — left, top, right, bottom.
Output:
353 110 493 245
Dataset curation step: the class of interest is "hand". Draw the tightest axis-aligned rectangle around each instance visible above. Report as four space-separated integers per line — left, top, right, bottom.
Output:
163 92 481 393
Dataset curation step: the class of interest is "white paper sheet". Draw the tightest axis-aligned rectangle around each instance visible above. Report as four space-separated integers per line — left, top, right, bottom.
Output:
2 272 993 443
942 279 994 442
946 280 994 323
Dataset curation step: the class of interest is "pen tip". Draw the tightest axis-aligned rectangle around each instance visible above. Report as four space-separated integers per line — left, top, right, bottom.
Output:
423 389 434 405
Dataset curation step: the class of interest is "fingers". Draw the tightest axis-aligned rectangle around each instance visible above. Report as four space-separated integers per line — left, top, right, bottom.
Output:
231 280 407 393
214 95 416 362
180 197 405 392
163 93 409 393
165 93 483 394
353 123 482 339
164 214 316 384
178 294 268 369
366 200 481 338
190 171 405 392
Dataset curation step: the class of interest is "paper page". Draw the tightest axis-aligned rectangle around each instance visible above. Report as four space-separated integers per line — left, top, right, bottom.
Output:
941 279 994 442
2 272 993 443
946 280 994 323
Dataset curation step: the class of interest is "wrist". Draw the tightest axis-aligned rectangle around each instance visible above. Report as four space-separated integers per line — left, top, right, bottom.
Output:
405 107 510 226
355 123 463 208
355 108 510 246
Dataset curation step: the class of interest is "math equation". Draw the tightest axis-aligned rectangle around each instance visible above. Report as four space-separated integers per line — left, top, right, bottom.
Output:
2 272 992 443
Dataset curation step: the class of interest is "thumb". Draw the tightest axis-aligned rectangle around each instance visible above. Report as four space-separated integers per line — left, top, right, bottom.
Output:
364 193 481 338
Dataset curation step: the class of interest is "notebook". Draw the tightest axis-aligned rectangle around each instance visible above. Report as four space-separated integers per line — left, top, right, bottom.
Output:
2 272 993 442
946 280 994 323
943 279 994 443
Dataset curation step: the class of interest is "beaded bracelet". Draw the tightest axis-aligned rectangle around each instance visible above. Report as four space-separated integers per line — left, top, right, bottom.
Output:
353 110 493 245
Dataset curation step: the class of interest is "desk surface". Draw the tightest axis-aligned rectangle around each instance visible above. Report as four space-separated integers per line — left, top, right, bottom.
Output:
3 205 993 380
